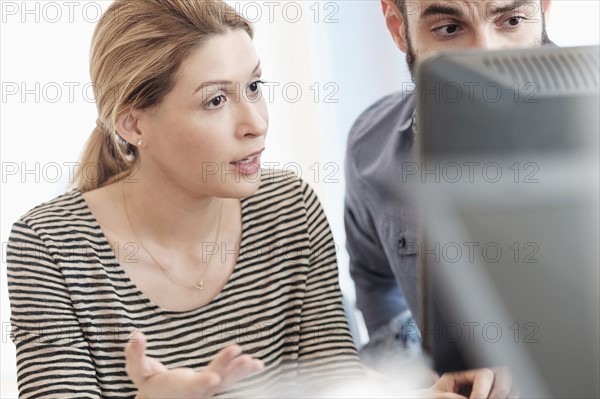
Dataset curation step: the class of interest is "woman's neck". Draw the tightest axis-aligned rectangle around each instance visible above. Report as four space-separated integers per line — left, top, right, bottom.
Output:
120 173 227 254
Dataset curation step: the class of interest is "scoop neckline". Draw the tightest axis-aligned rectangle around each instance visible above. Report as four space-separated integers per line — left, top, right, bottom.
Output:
74 188 249 315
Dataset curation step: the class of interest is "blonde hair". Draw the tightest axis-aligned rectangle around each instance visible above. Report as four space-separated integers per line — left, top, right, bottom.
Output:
73 0 253 192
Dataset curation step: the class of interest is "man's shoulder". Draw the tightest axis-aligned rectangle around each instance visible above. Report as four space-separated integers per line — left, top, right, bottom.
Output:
345 90 416 185
348 90 415 145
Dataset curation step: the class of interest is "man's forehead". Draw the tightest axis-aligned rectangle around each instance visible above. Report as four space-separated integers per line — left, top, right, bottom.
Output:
404 0 537 12
406 0 533 6
404 0 539 19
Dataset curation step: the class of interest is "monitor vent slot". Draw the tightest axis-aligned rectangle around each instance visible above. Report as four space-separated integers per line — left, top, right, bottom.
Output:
482 48 600 92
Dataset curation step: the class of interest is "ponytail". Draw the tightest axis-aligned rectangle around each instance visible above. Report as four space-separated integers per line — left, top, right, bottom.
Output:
72 122 135 193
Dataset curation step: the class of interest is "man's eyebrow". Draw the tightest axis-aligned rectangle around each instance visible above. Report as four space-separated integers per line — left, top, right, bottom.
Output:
193 60 261 94
488 0 536 16
420 0 536 20
421 3 463 20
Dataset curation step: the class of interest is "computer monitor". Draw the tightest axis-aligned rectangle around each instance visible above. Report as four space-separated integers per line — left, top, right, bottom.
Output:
414 45 599 398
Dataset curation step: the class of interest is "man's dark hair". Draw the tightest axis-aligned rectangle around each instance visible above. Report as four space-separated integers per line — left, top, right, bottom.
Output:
395 0 407 17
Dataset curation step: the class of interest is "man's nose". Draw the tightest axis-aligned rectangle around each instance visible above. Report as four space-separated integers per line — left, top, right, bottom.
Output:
469 30 503 50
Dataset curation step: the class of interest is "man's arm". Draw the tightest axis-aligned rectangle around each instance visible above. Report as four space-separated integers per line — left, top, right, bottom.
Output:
343 92 418 337
344 192 406 336
343 93 423 368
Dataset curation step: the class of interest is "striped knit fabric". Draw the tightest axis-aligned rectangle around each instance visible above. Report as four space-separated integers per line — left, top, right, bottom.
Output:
7 169 362 398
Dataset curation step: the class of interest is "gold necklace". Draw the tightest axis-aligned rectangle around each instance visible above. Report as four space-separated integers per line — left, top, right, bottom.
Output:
122 187 224 290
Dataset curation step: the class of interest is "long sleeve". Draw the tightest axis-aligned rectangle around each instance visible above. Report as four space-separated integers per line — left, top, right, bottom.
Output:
344 167 407 335
296 179 364 382
7 220 101 398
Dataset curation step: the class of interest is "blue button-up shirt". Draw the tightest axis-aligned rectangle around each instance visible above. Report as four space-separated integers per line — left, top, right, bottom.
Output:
344 90 421 349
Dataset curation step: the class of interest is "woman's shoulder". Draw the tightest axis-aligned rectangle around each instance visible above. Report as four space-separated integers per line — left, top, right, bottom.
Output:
258 167 300 184
16 189 91 228
254 167 314 199
9 189 103 252
240 168 322 219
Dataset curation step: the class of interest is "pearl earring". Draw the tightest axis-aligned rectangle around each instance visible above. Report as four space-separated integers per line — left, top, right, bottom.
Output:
136 139 144 146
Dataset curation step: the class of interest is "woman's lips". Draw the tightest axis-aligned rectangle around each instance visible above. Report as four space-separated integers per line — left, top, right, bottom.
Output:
230 150 263 175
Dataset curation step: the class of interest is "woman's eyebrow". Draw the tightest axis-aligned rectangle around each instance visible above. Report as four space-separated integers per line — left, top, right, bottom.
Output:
193 60 261 95
193 79 232 94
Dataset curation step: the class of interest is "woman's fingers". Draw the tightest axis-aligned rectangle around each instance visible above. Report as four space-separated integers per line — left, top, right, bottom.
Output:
125 331 150 386
147 367 222 398
125 331 170 391
204 346 265 390
220 355 264 388
125 336 263 398
205 344 243 375
205 345 264 379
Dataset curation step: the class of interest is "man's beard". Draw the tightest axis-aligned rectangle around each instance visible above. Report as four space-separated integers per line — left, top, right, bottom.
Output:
404 25 553 78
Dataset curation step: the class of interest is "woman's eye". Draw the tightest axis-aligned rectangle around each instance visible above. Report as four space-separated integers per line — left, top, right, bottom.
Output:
206 95 226 109
246 80 265 100
248 80 264 93
433 24 462 37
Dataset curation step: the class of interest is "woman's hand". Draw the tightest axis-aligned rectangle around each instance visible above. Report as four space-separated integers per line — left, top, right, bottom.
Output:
125 331 264 398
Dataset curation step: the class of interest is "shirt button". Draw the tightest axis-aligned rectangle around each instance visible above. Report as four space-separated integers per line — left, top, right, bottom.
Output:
398 236 406 249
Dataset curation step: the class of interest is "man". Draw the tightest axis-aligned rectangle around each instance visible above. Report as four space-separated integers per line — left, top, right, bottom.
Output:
345 0 552 393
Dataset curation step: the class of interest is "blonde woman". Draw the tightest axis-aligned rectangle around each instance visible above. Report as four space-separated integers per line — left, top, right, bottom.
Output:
6 0 510 398
6 1 361 397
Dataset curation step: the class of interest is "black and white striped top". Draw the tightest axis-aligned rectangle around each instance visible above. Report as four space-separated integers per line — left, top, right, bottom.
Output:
7 169 362 398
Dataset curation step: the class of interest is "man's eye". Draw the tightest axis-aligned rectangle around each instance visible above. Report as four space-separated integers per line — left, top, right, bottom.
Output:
504 16 525 27
433 24 462 37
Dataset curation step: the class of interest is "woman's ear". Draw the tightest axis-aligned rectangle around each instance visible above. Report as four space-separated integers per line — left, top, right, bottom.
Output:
115 110 144 147
381 0 408 53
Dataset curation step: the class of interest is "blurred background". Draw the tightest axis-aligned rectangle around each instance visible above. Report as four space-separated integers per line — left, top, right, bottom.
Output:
1 0 599 396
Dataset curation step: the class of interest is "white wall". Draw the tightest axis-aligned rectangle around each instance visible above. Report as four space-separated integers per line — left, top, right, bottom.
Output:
1 0 598 397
